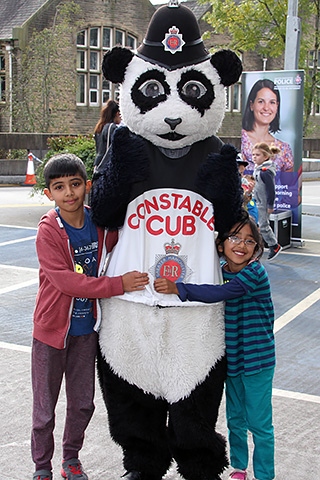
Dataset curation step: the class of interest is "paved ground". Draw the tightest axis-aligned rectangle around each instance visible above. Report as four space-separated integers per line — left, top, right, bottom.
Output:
0 184 319 480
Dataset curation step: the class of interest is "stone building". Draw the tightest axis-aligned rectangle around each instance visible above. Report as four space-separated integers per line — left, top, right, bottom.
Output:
0 0 155 135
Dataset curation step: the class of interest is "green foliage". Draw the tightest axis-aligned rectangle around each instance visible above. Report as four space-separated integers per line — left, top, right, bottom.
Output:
12 1 82 133
0 149 26 159
33 135 96 194
200 0 287 58
200 0 320 134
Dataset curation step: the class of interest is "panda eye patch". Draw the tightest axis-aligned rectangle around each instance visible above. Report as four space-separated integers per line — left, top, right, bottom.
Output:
139 80 165 98
177 69 215 116
181 81 207 99
132 69 170 113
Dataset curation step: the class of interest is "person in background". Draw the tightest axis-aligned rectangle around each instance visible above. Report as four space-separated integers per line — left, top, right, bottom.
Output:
241 78 293 173
31 153 148 480
154 210 276 480
237 155 259 224
236 153 249 177
242 174 259 224
252 142 282 261
94 100 122 170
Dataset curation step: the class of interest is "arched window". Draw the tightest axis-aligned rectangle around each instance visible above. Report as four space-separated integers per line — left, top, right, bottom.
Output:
76 27 137 106
0 55 5 102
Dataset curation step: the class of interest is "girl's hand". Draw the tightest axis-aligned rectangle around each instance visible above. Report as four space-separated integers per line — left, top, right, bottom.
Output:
154 278 178 295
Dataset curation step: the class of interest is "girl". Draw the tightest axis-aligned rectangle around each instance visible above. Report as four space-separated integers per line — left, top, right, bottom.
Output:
154 210 276 480
252 142 282 261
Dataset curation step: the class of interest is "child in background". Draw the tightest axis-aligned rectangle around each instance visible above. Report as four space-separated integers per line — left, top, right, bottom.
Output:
31 153 149 480
236 153 249 177
154 210 276 480
242 174 259 224
252 142 282 260
237 154 259 224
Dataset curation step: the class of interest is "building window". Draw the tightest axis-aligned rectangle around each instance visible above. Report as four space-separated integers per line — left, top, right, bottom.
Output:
77 74 86 104
226 83 241 112
308 50 320 69
76 26 136 106
0 55 5 102
313 87 320 115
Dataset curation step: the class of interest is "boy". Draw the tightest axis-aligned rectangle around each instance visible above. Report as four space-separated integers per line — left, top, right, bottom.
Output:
31 153 149 480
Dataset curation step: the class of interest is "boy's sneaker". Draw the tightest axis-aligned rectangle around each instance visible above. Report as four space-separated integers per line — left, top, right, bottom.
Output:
61 459 88 479
228 469 247 480
267 243 282 261
33 470 52 480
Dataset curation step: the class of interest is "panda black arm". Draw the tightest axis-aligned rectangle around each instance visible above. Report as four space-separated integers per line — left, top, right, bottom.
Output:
90 127 149 228
195 144 243 239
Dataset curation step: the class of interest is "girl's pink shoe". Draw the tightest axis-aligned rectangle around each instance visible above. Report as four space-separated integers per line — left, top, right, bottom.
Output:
228 470 247 480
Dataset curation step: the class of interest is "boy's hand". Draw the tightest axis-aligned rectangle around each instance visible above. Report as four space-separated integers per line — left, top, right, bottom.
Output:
154 278 178 295
122 271 149 292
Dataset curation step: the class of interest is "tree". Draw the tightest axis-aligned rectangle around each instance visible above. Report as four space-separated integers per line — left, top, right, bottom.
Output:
200 0 320 135
12 1 82 133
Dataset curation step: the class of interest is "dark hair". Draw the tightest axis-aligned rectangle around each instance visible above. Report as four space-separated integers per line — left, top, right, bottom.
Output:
44 153 87 189
94 99 120 134
217 209 264 260
242 79 281 134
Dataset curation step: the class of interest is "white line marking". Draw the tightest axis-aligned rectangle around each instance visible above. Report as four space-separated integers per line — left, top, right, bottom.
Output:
0 264 38 273
275 288 320 333
0 235 36 246
0 278 38 295
0 223 37 230
1 343 320 403
0 203 50 208
0 341 31 352
299 238 320 243
273 388 320 404
284 251 320 257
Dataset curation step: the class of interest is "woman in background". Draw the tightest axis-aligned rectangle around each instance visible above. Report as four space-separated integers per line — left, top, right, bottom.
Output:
241 79 293 173
94 100 122 170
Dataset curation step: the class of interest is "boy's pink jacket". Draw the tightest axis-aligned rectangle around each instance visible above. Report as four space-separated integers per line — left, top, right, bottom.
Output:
33 207 123 349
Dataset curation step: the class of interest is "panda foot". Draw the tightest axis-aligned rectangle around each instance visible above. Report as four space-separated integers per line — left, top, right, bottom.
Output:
122 471 162 480
122 472 141 480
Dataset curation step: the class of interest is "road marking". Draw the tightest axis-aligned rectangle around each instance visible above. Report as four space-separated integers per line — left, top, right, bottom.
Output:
0 235 36 246
0 203 51 208
0 278 38 295
273 388 320 404
2 341 320 403
0 223 37 230
0 264 38 273
275 288 320 333
280 252 320 257
300 238 320 243
0 342 31 352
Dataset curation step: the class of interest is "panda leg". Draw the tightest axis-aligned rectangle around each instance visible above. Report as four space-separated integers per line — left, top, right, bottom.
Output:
97 351 172 478
168 356 228 479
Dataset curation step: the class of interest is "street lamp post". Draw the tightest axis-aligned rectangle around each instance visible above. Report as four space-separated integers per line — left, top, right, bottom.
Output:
284 0 301 70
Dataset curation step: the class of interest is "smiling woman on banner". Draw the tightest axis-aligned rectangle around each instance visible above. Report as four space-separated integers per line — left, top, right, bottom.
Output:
241 78 294 173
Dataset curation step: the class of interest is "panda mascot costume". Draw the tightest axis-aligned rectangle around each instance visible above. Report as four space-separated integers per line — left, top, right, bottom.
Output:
91 2 243 480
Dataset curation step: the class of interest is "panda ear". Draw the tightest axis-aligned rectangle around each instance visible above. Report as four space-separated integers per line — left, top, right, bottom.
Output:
210 49 243 87
102 46 134 84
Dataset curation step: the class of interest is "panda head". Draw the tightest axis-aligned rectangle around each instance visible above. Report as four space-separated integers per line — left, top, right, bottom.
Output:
102 3 242 150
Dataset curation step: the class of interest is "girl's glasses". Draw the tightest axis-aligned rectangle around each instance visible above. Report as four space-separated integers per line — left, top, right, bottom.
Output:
228 235 257 248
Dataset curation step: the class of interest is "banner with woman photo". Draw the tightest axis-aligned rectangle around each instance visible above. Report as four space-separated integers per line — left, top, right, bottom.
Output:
241 70 304 242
